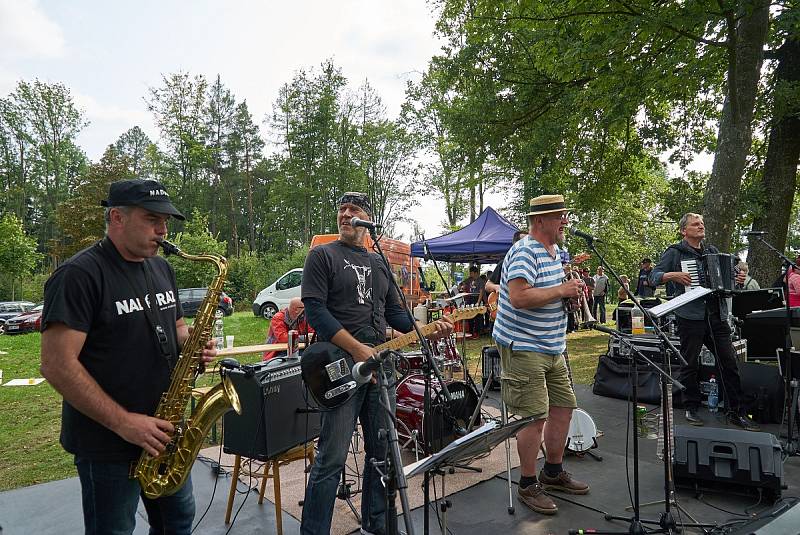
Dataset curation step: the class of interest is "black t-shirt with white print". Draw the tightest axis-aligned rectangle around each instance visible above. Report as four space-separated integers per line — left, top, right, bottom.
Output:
302 240 402 341
42 237 183 462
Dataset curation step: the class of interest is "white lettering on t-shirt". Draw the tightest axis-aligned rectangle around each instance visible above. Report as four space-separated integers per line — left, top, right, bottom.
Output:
115 297 144 315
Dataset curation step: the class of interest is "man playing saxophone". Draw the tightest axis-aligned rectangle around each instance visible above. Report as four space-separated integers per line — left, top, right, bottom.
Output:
40 179 217 535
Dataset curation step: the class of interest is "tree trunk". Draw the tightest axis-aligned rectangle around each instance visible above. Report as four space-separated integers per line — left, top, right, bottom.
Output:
748 37 800 287
702 0 770 251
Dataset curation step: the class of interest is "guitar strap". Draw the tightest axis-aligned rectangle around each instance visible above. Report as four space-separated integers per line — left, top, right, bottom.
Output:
367 253 382 341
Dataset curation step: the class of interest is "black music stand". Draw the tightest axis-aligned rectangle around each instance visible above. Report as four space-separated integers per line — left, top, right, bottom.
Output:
404 417 536 535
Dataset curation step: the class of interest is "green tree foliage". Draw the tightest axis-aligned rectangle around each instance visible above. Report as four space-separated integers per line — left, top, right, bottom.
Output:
167 209 227 289
0 213 41 300
52 147 134 261
0 80 88 259
426 0 785 255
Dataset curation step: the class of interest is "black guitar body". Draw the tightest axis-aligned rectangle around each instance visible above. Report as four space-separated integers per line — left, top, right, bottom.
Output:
301 327 381 410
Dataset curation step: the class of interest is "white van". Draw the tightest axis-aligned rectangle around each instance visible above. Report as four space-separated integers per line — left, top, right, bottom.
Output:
252 268 303 319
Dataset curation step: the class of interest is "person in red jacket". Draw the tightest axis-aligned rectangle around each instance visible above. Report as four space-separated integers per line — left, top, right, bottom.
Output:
262 297 314 360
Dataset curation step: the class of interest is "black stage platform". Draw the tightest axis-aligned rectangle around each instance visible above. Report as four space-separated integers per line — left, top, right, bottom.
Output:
2 384 799 534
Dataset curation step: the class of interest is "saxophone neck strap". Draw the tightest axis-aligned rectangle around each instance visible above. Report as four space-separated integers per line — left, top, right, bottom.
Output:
98 237 176 366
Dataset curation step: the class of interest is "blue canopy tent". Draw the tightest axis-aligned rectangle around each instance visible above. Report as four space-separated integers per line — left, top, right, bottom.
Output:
410 207 520 264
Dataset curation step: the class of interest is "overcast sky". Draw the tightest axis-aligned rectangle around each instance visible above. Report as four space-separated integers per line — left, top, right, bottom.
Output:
0 0 504 237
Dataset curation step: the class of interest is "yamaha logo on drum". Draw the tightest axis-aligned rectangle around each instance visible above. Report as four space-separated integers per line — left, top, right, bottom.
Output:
450 389 465 400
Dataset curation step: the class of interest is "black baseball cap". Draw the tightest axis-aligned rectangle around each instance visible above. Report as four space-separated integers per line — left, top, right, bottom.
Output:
101 179 185 220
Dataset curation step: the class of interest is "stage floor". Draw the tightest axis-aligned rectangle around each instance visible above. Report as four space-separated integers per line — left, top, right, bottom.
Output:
2 384 799 534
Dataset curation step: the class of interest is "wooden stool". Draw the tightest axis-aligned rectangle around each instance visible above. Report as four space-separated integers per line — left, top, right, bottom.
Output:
224 443 315 534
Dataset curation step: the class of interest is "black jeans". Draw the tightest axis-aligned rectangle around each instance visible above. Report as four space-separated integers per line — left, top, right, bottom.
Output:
676 307 743 413
593 294 607 323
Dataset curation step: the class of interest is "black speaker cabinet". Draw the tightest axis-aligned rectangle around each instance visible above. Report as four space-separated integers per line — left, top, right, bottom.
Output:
739 361 784 424
481 346 501 390
223 360 321 460
673 425 783 500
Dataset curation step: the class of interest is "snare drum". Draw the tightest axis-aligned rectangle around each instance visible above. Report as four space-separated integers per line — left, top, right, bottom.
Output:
395 374 480 454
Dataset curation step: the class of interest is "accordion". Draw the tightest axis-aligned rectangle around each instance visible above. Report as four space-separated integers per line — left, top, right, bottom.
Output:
680 253 737 293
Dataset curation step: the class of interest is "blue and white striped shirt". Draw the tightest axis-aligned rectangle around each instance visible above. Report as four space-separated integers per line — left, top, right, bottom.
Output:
492 236 567 354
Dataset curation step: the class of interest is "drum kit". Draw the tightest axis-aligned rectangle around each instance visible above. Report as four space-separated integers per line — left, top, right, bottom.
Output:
393 334 481 455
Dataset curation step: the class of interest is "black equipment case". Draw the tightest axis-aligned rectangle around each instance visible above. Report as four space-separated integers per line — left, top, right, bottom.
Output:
481 345 501 390
672 425 783 499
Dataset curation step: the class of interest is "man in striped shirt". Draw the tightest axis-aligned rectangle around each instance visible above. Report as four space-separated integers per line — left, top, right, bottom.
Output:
493 194 590 515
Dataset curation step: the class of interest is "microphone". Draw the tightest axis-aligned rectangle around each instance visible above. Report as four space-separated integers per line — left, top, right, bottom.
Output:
350 217 379 231
569 227 602 243
351 350 392 384
219 358 241 369
746 230 767 236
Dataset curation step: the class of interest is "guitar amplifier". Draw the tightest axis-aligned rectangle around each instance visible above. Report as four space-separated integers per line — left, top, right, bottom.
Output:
223 359 321 460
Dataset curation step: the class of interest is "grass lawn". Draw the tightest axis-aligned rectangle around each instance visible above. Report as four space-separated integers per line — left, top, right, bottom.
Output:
0 309 612 491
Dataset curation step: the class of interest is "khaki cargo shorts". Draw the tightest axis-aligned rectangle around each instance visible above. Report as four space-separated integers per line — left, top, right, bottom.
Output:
496 342 577 419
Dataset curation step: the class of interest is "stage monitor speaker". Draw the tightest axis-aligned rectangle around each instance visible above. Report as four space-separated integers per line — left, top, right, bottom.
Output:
223 359 321 461
728 498 800 534
673 425 783 500
481 346 500 390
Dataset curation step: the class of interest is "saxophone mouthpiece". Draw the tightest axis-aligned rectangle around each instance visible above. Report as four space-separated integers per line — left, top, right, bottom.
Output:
158 239 182 256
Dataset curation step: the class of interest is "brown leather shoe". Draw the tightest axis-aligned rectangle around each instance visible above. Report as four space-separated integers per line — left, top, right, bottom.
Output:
517 482 557 515
538 469 590 495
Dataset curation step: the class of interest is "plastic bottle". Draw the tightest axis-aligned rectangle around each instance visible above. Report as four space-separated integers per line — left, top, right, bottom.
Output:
213 310 224 351
708 375 719 413
631 307 645 335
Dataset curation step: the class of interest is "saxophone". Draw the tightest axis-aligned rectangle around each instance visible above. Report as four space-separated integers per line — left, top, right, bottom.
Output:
134 239 241 499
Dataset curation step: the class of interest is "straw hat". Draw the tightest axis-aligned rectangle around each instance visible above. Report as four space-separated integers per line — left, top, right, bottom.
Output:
526 194 570 216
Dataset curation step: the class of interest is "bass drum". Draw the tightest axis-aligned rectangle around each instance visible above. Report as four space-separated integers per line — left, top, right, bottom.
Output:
395 374 479 454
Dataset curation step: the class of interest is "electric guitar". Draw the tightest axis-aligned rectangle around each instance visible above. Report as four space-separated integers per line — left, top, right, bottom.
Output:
301 305 495 409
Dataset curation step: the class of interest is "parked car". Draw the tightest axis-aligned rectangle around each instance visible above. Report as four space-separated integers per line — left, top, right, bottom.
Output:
252 268 303 319
178 288 234 317
0 301 36 335
4 304 43 335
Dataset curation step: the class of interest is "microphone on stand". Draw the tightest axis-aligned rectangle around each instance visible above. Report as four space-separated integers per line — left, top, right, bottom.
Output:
569 228 603 243
351 350 394 384
350 217 380 231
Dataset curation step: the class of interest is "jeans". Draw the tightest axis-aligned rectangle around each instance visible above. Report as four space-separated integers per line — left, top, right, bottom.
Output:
593 294 606 323
75 457 195 535
301 379 395 535
676 306 743 413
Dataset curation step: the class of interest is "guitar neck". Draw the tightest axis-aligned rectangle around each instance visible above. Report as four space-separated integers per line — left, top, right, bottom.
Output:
373 304 495 353
375 322 445 352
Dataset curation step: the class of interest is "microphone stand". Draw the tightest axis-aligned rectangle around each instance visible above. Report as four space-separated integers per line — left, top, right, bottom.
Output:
748 234 800 455
371 229 463 534
373 352 415 535
571 233 714 534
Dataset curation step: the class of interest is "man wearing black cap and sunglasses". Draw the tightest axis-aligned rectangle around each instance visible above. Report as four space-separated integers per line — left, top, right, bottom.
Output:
300 192 453 535
40 179 217 535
